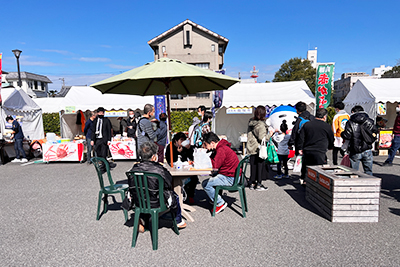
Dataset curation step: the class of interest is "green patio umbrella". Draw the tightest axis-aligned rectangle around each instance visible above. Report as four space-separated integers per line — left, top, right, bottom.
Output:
91 57 239 166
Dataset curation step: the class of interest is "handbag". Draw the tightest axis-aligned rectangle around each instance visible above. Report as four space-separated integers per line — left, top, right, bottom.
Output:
340 154 351 167
258 137 268 160
266 138 279 164
292 155 302 173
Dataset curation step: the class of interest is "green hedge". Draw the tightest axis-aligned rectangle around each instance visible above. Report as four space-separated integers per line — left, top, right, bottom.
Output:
42 113 60 136
170 111 200 133
326 106 335 126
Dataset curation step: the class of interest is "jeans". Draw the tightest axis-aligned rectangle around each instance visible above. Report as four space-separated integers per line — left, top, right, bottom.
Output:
385 135 400 164
202 174 234 205
14 138 26 159
86 137 93 162
350 149 373 175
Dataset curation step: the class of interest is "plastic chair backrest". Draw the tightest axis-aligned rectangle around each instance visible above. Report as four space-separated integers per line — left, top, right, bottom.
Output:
231 155 250 187
126 171 166 212
91 157 117 191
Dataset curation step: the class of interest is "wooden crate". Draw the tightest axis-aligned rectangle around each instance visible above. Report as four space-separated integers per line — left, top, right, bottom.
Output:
305 165 381 223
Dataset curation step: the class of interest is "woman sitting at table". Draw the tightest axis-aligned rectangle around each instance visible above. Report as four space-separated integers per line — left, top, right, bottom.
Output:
165 132 199 204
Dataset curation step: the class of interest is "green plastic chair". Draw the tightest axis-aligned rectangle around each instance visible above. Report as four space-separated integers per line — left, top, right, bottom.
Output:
91 157 128 222
126 171 179 250
212 155 250 218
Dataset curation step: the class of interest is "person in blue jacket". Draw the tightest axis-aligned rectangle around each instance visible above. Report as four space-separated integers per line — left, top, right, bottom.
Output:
6 116 28 163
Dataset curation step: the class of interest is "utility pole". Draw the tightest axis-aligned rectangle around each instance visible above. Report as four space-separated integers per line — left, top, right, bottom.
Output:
59 78 65 89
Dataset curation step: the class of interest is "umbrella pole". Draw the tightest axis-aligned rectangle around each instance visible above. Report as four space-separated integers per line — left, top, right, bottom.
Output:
166 90 174 168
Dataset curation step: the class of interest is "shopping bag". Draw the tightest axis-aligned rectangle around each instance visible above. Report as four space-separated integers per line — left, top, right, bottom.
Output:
258 137 268 160
193 148 213 169
340 154 351 167
292 155 302 173
266 139 279 164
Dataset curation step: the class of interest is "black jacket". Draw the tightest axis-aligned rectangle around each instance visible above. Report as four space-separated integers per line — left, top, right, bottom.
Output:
90 117 113 144
126 117 137 138
128 161 174 209
288 110 315 149
341 112 378 154
298 119 334 153
165 144 194 166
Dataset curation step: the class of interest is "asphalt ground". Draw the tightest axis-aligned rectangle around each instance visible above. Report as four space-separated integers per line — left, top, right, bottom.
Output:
0 153 399 266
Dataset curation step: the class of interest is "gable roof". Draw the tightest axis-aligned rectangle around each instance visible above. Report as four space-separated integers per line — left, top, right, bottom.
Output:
148 19 229 45
6 72 52 83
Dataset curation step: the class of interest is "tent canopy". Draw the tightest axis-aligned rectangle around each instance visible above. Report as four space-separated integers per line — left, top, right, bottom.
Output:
34 86 154 113
216 80 315 148
1 88 44 140
343 78 400 127
222 80 315 108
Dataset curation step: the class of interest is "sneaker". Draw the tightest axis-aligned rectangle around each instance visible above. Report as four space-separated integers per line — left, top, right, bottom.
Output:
188 197 195 205
109 162 117 168
274 175 283 180
293 178 303 184
11 158 21 163
249 184 255 190
20 158 28 163
138 218 145 233
283 174 290 179
177 220 187 229
255 184 268 191
213 202 227 214
382 162 393 167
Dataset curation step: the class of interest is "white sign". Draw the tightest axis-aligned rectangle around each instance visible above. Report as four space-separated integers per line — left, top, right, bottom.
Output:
226 107 253 114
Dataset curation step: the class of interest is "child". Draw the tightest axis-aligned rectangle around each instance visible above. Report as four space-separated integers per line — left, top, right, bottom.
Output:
272 120 291 179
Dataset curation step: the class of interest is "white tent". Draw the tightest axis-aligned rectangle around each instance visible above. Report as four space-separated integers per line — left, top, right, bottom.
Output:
0 88 44 140
343 78 400 127
34 86 154 139
215 81 315 148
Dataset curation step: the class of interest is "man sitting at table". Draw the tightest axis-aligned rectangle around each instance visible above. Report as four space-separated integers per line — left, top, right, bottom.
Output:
165 132 199 204
128 141 186 232
201 132 239 214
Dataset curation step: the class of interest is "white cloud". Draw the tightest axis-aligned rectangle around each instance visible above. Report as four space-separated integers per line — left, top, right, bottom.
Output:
100 45 112 48
77 57 111 62
47 73 115 90
40 49 71 55
107 64 137 70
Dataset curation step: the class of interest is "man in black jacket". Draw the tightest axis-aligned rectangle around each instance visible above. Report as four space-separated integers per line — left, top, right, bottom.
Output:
90 107 116 171
289 101 315 155
125 109 137 138
128 141 186 232
298 108 334 183
341 105 378 175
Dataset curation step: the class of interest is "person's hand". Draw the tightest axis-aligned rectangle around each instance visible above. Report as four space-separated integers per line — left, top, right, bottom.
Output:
128 126 133 129
107 141 111 146
299 150 303 155
91 141 94 146
177 146 183 153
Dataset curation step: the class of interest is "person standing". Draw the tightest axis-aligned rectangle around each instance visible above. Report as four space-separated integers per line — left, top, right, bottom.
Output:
272 120 291 179
90 107 115 172
193 111 212 148
298 108 334 183
383 103 400 166
246 105 270 191
6 116 28 163
156 113 168 163
126 109 137 138
331 102 350 165
84 111 97 164
197 105 206 120
289 101 315 156
188 116 201 147
341 105 378 175
137 104 158 151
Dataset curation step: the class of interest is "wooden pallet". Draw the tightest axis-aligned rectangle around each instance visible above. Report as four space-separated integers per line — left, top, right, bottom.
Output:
305 165 381 223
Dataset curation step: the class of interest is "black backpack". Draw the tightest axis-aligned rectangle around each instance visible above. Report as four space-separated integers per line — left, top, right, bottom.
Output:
360 120 378 145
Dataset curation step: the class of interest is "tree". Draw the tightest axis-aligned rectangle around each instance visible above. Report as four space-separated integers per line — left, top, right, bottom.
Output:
273 57 316 94
48 90 58 97
381 65 400 78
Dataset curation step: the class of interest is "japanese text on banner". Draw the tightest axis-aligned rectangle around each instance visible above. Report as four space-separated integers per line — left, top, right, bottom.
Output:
315 64 335 109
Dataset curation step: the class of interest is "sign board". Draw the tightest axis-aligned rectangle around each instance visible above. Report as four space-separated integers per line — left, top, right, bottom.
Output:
377 103 386 116
109 140 137 159
105 110 127 117
319 174 331 190
379 130 393 148
65 106 76 114
226 107 253 114
315 64 335 109
43 142 84 162
307 169 317 181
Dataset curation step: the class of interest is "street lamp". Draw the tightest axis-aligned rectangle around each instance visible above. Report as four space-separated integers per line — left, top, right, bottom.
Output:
12 49 22 88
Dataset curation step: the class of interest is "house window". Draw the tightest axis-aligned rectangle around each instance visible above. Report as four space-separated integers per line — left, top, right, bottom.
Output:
186 31 190 45
34 81 38 90
218 45 223 54
41 82 46 91
155 46 159 55
162 46 166 53
196 93 210 99
170 94 184 100
211 44 215 52
194 63 210 69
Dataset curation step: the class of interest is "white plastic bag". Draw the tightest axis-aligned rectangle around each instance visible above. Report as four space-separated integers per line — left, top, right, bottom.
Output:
258 137 268 160
292 155 303 173
193 148 213 169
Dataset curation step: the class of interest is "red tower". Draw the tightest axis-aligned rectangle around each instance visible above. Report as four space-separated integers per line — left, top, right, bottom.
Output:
250 66 259 82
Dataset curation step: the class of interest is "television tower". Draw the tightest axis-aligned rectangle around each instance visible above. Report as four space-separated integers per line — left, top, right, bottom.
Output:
250 66 259 83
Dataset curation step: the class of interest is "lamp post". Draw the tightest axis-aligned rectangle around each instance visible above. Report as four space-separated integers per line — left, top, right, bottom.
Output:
12 49 22 88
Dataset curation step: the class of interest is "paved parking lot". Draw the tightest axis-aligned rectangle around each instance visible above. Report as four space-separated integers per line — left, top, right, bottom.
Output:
0 154 399 266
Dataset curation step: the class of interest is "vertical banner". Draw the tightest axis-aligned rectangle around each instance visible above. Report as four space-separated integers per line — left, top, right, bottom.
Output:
154 95 166 120
315 64 335 109
0 53 2 106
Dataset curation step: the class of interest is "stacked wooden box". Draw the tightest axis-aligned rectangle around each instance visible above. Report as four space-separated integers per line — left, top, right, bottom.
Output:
305 165 381 222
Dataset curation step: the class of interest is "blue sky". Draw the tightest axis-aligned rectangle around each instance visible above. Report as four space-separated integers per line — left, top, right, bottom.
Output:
1 0 399 91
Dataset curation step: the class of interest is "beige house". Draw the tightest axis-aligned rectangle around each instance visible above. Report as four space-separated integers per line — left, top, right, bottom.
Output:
148 19 229 111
